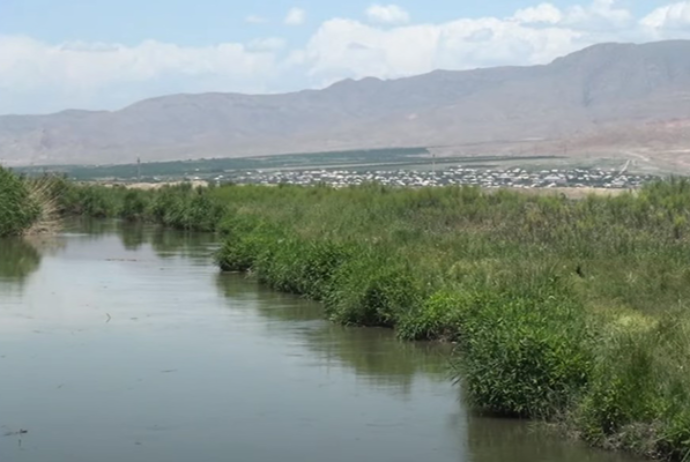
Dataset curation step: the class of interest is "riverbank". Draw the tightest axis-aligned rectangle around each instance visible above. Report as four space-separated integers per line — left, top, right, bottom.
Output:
211 182 690 461
1 219 641 462
36 178 690 460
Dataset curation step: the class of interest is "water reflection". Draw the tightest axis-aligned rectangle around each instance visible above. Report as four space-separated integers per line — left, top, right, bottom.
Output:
306 326 452 387
147 226 217 262
215 272 455 395
215 273 644 462
119 221 147 250
61 218 219 263
60 218 218 263
467 416 636 462
63 217 120 237
0 238 41 284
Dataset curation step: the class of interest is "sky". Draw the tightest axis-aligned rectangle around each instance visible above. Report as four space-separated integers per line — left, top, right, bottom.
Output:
1 0 689 114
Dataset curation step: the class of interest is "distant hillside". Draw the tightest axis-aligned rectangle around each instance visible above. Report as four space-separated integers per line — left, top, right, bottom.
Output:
2 40 690 168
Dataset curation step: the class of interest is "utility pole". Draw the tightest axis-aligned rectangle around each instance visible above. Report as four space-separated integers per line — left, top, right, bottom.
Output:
137 157 141 181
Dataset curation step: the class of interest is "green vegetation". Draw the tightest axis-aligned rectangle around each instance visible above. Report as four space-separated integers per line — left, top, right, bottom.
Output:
0 166 41 236
53 180 224 231
21 177 690 460
205 180 690 461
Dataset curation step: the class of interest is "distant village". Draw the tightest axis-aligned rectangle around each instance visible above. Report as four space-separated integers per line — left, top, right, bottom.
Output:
206 166 654 189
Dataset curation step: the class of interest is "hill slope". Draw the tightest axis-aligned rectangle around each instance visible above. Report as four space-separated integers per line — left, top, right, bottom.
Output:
2 40 690 167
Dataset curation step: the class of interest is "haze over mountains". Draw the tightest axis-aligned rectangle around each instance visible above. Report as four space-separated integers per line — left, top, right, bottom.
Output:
2 39 690 169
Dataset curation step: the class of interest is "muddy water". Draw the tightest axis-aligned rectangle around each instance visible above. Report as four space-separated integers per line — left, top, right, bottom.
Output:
0 220 640 462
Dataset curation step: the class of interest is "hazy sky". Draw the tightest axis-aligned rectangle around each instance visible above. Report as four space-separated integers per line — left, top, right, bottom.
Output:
1 0 689 114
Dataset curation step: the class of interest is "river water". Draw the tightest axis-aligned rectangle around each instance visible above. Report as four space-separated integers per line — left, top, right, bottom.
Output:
0 220 641 462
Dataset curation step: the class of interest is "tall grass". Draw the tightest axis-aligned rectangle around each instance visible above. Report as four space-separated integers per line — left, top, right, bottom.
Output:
0 166 41 236
52 180 225 231
24 176 62 234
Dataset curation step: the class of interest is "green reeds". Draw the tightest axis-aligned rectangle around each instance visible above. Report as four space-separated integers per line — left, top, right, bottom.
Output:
53 181 226 231
0 166 41 237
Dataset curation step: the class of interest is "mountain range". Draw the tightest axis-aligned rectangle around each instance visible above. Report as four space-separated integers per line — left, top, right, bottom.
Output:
2 39 690 170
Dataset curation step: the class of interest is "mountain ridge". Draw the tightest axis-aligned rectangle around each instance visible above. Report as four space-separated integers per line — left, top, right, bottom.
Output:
2 39 690 169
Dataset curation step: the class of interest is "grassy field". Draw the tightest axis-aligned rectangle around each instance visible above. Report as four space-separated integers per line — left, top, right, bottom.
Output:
26 177 690 460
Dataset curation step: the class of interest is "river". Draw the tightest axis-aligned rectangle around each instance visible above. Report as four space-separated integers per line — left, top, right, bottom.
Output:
0 220 641 462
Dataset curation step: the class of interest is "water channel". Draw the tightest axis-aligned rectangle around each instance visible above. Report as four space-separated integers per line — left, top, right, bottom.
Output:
0 220 642 462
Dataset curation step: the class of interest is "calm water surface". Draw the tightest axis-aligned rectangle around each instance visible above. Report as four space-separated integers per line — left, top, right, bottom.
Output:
0 220 641 462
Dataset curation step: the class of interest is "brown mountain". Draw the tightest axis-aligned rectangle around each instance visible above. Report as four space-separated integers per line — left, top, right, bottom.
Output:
2 39 690 168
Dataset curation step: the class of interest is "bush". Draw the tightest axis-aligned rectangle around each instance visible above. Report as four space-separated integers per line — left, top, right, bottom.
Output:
74 186 121 218
149 185 225 231
53 182 225 232
215 216 283 272
455 279 593 419
325 253 424 327
397 290 471 341
576 313 690 459
0 167 41 236
121 189 150 221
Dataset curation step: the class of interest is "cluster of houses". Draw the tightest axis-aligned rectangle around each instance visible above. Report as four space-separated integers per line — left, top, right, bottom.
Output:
213 166 654 189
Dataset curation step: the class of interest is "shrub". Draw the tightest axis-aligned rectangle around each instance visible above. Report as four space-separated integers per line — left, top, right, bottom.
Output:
0 167 41 236
576 313 690 459
255 238 357 300
325 252 424 327
215 219 284 272
121 189 150 221
456 280 593 419
397 290 472 341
